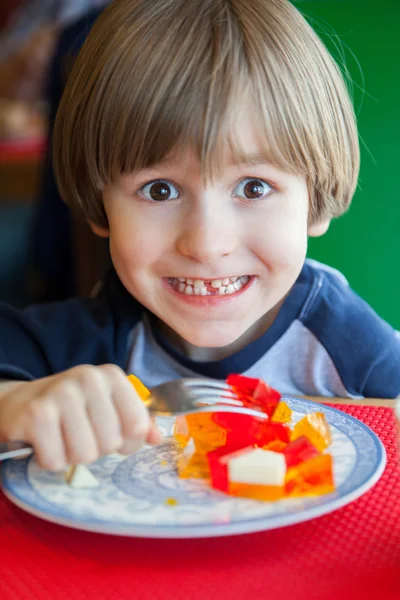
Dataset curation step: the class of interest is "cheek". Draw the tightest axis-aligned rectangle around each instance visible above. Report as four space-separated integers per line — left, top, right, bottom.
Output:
249 211 308 271
108 218 165 269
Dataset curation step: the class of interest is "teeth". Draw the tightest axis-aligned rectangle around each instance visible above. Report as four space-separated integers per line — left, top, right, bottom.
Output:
211 280 222 288
173 275 250 295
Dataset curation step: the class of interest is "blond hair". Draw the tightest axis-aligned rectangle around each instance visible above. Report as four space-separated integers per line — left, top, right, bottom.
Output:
53 0 360 227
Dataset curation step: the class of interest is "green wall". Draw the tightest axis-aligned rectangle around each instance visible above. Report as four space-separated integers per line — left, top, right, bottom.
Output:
296 1 400 328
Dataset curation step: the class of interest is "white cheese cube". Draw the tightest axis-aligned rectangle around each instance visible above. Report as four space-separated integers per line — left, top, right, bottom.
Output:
65 464 100 489
227 448 286 486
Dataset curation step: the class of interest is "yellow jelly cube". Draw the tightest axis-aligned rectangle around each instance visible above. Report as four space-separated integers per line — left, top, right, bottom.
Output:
127 374 151 402
291 412 332 452
271 401 292 424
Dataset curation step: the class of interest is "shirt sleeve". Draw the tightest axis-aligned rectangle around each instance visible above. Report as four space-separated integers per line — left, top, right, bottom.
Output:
302 269 400 399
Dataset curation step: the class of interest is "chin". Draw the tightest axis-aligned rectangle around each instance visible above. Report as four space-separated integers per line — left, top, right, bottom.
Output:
177 324 245 349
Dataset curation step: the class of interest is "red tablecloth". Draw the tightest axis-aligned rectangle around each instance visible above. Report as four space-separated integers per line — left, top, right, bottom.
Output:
0 405 399 600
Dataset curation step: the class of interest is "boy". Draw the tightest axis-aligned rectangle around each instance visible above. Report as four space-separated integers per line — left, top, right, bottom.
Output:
0 0 399 472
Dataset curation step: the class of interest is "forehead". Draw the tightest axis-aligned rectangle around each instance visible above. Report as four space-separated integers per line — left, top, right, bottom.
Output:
138 111 288 175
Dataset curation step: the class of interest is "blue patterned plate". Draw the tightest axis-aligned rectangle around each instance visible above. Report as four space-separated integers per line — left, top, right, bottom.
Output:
1 398 386 538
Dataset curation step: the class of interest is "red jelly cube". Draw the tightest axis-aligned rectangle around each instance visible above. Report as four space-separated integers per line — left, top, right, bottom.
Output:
207 443 253 492
283 436 319 468
226 374 281 417
259 422 291 446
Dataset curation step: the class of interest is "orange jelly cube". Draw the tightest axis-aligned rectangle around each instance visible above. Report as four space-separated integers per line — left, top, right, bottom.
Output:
229 482 286 501
263 440 288 453
291 412 332 452
127 374 151 402
271 401 292 424
174 413 227 452
173 416 191 449
285 454 334 497
178 446 211 479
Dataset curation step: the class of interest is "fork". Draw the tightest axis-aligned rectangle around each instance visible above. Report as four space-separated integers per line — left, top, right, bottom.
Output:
0 377 267 461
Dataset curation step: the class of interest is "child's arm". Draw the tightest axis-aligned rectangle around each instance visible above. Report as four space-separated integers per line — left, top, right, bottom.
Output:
0 365 161 471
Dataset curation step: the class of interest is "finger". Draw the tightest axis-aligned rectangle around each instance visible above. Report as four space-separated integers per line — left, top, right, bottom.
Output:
146 422 162 445
25 400 67 471
109 372 152 439
85 382 123 455
119 422 161 454
59 387 99 465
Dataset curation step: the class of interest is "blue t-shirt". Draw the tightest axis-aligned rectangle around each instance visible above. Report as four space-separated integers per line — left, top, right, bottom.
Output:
0 260 399 398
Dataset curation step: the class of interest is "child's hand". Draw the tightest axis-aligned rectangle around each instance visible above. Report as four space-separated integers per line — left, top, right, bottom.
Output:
0 365 161 471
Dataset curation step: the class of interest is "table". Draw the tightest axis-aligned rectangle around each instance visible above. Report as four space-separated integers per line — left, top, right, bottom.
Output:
0 399 398 600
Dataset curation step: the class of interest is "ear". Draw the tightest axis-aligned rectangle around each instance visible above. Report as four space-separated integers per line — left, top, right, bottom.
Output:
89 221 110 238
308 218 331 238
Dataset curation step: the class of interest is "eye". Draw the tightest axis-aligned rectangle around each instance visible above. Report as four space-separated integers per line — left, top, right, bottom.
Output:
233 178 273 200
138 180 180 202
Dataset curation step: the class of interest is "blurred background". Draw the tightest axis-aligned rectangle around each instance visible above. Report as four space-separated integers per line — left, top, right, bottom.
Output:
0 0 399 329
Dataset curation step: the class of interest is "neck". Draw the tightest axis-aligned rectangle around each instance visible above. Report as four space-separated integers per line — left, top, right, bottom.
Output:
156 298 285 362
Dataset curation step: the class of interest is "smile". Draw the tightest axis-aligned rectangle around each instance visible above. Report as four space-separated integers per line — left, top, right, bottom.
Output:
168 276 251 296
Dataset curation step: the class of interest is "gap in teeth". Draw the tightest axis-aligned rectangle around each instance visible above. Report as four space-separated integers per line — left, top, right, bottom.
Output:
172 276 250 295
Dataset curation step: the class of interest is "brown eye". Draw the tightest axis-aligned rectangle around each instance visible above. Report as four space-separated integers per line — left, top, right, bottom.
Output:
234 178 272 200
150 182 171 201
244 180 266 199
140 180 179 202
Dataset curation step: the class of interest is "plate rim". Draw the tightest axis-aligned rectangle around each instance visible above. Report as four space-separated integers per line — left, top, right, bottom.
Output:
1 398 387 538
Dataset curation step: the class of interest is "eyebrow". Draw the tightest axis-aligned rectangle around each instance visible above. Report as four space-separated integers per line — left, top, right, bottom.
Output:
228 153 272 167
132 152 274 175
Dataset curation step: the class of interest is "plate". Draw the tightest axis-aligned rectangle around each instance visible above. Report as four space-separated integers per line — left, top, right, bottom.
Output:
1 397 386 538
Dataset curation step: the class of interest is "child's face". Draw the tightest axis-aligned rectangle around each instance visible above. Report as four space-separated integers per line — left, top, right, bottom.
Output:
94 115 329 358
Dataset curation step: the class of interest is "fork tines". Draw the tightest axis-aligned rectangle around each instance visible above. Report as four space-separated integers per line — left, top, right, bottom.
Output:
183 378 243 406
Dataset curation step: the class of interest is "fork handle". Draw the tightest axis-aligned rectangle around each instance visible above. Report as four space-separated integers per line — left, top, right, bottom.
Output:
0 442 33 461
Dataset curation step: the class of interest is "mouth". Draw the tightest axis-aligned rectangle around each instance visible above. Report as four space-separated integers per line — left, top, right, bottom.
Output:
167 275 251 296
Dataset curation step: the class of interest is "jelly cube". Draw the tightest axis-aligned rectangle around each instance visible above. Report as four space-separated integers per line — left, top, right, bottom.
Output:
229 482 286 501
263 439 288 453
212 412 266 446
271 401 292 424
291 412 332 452
183 413 227 453
226 374 281 417
127 374 151 402
207 443 250 492
177 440 211 479
283 436 319 468
259 422 291 446
227 448 287 487
173 416 190 449
285 454 334 497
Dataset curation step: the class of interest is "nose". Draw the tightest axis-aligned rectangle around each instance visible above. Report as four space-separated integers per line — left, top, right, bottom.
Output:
175 195 240 263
